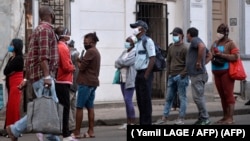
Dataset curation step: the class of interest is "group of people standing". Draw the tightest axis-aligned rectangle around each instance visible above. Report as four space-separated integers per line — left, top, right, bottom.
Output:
3 6 101 141
1 5 246 141
116 19 243 128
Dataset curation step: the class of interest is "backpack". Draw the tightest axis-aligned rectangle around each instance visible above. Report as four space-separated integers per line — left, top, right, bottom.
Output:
142 37 167 72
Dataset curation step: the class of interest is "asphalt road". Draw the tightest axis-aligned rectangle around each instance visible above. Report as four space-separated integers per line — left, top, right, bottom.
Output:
0 114 249 141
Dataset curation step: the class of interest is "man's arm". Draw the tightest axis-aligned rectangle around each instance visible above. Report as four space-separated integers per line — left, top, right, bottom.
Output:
40 60 52 87
205 48 213 64
145 56 155 79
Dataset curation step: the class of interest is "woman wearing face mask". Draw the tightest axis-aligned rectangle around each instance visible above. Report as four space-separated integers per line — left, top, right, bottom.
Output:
2 38 24 138
115 35 137 130
54 26 75 141
210 23 239 124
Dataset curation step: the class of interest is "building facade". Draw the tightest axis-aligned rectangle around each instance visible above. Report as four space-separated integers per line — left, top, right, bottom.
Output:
0 0 249 107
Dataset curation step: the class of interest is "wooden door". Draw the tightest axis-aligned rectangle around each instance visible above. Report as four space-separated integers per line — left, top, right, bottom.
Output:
212 0 227 95
212 0 227 41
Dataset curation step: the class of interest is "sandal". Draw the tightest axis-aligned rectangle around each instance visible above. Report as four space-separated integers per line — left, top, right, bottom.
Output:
83 132 95 138
71 133 85 139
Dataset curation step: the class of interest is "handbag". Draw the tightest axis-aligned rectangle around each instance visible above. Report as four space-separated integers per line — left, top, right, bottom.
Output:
212 56 226 66
229 58 247 80
26 89 63 134
112 69 121 84
0 84 3 110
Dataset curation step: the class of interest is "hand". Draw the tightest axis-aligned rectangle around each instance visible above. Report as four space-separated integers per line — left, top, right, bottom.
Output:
196 62 202 70
44 78 52 88
18 79 27 90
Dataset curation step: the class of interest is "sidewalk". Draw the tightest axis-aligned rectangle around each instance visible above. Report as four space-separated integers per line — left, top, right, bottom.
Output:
92 96 250 126
0 94 249 129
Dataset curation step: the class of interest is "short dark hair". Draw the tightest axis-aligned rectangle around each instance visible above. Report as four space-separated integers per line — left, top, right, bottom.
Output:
187 27 199 37
217 23 229 36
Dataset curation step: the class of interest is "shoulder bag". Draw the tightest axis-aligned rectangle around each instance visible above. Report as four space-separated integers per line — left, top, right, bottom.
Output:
26 88 63 134
229 58 247 80
112 69 121 84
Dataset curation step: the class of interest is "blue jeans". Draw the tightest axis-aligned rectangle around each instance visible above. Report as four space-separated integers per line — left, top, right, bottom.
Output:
163 75 189 118
190 73 210 120
10 78 60 141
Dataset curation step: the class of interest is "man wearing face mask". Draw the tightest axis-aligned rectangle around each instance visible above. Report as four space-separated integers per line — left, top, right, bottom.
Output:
154 27 189 125
210 23 239 124
54 26 75 140
130 20 156 125
6 6 61 141
115 35 137 129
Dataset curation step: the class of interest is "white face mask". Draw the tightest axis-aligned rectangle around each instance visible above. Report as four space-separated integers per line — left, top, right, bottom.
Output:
133 28 141 36
60 35 71 41
216 33 224 40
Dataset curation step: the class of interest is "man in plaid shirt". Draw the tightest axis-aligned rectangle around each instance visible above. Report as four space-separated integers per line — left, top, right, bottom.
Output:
6 6 62 141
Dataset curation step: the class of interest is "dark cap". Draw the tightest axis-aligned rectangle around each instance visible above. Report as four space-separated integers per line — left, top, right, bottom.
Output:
130 20 148 31
170 27 183 35
68 40 75 47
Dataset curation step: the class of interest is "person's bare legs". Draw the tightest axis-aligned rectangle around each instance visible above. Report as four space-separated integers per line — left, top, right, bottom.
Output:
73 108 83 136
87 108 95 136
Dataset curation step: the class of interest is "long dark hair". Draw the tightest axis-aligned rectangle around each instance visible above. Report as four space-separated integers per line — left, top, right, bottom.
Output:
11 38 23 56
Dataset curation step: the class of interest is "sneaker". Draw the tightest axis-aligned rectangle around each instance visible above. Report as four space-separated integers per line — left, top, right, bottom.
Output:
245 100 250 105
154 117 167 125
36 133 44 141
193 119 211 125
174 118 184 125
118 123 127 130
63 136 76 141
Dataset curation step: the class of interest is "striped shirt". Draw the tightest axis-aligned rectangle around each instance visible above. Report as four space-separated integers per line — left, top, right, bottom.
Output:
25 21 58 83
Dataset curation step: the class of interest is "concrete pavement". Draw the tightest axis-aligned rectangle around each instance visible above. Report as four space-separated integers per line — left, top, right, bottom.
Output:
92 95 250 126
0 94 249 130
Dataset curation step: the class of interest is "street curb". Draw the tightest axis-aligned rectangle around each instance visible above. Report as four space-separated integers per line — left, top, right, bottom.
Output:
90 108 250 126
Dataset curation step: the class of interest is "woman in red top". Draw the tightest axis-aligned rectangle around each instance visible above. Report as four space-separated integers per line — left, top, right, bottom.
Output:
54 26 75 141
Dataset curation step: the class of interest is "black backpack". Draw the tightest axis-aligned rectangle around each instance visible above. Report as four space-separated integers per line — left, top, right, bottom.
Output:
142 37 167 72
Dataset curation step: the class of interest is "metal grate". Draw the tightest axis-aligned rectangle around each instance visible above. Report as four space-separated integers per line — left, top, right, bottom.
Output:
136 2 168 99
40 0 65 27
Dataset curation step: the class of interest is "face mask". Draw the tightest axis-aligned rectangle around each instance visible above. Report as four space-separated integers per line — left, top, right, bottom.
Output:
66 40 71 45
173 36 180 43
133 28 141 36
84 44 92 50
216 33 224 40
8 45 14 52
124 42 131 49
60 35 71 41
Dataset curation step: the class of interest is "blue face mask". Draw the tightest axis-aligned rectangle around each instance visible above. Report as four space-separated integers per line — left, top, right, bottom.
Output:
173 36 180 43
124 42 131 49
8 45 14 52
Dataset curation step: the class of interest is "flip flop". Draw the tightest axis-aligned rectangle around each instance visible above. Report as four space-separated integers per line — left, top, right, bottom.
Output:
71 133 85 139
83 132 95 138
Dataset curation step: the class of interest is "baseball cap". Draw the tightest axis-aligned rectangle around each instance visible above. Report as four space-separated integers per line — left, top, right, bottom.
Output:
170 27 183 35
130 20 148 31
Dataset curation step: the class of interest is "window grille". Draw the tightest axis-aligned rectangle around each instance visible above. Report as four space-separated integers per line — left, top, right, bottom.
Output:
40 0 65 27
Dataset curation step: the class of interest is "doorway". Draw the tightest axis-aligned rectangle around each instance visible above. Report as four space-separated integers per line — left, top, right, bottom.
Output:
136 2 168 99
